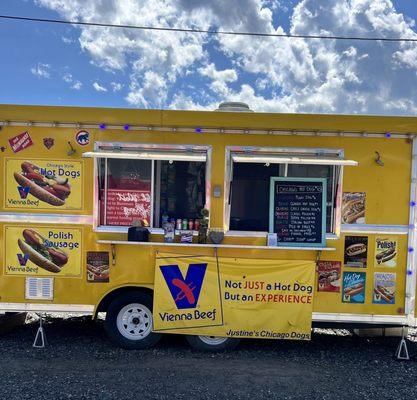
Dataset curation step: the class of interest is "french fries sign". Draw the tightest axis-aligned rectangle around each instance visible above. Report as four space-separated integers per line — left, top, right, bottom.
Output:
4 225 82 277
5 158 83 211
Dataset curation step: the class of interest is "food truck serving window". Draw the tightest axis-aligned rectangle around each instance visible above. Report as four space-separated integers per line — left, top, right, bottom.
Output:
83 144 210 230
225 147 357 236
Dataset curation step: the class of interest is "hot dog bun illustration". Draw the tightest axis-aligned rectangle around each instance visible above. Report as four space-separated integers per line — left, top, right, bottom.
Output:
345 243 367 256
344 282 364 297
374 285 394 302
87 264 110 282
375 247 396 264
342 199 365 223
14 162 71 206
18 229 68 273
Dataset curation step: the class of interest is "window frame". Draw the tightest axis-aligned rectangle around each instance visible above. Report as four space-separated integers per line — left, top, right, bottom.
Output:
88 142 212 233
224 145 350 239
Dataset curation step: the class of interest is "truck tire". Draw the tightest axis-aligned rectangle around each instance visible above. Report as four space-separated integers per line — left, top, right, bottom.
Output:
104 291 161 349
186 335 240 352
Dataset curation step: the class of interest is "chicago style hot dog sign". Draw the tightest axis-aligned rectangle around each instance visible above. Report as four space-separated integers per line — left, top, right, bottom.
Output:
4 225 82 277
5 158 83 210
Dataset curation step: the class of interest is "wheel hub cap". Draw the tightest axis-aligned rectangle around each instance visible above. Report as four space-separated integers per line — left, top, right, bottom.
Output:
116 303 153 341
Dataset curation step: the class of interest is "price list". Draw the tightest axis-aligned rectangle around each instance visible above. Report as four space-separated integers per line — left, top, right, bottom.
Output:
270 179 326 247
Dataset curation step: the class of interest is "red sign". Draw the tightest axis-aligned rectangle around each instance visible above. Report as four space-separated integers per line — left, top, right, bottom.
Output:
317 261 341 293
103 189 151 226
8 131 34 153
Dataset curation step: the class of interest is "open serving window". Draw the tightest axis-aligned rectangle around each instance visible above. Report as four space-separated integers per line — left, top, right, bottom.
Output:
224 146 358 238
83 143 211 232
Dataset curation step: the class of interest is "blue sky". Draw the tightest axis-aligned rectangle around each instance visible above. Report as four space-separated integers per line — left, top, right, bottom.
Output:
0 0 417 115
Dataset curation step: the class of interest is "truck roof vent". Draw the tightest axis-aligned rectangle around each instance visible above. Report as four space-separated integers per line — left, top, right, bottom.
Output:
215 102 253 112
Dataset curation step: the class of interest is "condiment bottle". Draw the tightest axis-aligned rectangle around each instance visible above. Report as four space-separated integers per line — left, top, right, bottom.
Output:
194 219 200 230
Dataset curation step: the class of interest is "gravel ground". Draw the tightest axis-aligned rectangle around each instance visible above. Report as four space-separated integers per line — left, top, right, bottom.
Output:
1 315 417 400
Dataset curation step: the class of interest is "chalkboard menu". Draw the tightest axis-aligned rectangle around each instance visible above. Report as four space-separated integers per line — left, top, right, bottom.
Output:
269 178 327 247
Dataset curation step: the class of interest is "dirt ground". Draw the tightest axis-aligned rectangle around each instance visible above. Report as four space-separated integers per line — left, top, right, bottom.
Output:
1 315 417 399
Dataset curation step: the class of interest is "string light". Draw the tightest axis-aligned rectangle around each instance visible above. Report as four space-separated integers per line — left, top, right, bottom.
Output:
0 119 413 138
408 247 414 253
410 201 416 207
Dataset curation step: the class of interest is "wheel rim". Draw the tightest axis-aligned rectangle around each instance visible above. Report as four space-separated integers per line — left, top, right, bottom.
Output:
198 336 229 346
116 303 152 341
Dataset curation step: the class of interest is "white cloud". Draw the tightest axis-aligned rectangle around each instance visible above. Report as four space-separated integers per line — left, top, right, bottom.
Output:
62 36 75 44
36 0 417 114
63 73 73 83
169 92 216 111
30 63 51 79
62 72 82 90
199 63 238 95
93 82 107 92
71 81 83 90
111 82 123 92
126 71 166 107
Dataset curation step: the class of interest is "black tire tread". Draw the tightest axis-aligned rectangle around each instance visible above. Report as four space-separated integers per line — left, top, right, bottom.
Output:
186 335 240 352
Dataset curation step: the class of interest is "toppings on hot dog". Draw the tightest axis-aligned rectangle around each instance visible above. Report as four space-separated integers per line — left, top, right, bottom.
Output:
14 162 71 206
376 247 396 264
318 269 339 284
342 199 365 224
374 285 394 302
344 282 364 297
346 243 367 256
18 229 68 273
87 264 109 282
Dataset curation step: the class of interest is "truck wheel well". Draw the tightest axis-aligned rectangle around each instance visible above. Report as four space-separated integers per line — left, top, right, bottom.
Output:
95 286 154 317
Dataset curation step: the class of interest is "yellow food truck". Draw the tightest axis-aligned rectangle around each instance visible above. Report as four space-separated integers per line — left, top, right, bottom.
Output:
0 102 416 351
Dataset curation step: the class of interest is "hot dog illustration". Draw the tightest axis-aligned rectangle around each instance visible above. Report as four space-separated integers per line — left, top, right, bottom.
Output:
344 282 364 297
342 199 365 223
374 285 394 302
318 270 339 284
14 162 71 206
17 229 68 273
87 264 110 282
346 243 367 256
376 247 396 264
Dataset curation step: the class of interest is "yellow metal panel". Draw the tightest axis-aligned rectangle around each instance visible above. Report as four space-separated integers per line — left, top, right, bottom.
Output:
0 104 414 322
0 104 417 134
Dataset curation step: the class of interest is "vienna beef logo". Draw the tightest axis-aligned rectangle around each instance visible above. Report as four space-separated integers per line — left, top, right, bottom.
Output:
158 262 218 325
17 253 29 266
160 263 207 309
17 186 30 199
